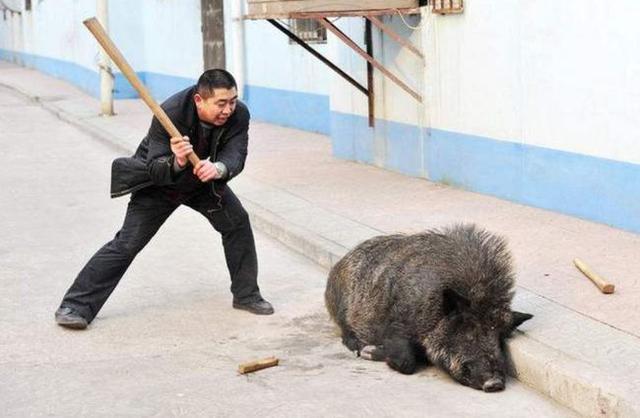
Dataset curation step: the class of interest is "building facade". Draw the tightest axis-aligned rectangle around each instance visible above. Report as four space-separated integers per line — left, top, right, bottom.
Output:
1 0 638 233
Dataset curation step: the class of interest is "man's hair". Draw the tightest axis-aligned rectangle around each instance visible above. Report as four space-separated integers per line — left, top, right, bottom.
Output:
196 69 237 98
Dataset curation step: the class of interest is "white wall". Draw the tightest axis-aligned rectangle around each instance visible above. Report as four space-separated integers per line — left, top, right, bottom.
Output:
329 13 426 127
138 0 203 77
0 0 203 81
328 18 369 117
4 0 638 166
107 1 146 71
427 0 640 164
0 0 97 69
243 18 331 95
376 14 426 126
1 0 331 97
325 0 640 165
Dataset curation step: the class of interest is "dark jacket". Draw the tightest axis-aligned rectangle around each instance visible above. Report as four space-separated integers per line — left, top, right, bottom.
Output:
110 85 250 198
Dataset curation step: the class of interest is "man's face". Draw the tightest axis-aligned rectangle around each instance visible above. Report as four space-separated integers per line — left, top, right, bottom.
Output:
194 87 238 126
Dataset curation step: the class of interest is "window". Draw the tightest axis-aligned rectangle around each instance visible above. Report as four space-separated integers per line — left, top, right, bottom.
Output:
25 0 31 11
288 19 327 44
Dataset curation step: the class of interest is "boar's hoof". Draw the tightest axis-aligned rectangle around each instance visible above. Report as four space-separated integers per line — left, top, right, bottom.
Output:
383 337 418 375
360 345 386 361
342 331 363 354
482 377 505 392
386 357 417 375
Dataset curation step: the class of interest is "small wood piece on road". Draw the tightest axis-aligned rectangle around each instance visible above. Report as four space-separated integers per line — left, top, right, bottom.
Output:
238 356 279 374
573 258 615 294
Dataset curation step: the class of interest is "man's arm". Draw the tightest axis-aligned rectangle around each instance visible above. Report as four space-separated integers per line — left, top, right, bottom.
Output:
193 105 250 183
146 115 190 185
216 104 250 181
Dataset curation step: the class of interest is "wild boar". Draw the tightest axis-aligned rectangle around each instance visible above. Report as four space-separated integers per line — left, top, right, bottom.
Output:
325 223 532 392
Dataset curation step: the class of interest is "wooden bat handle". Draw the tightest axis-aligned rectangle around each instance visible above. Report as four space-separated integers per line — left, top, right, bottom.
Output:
573 258 615 294
83 17 200 167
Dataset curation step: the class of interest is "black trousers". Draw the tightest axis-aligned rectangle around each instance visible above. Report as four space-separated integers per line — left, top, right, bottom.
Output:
59 185 260 323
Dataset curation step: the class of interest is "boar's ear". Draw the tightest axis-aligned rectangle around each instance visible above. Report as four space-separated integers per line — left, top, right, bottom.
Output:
510 311 533 330
442 289 470 316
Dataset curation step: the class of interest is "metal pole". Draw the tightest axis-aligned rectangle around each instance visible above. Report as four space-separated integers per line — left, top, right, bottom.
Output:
97 0 114 116
365 18 374 127
229 0 244 99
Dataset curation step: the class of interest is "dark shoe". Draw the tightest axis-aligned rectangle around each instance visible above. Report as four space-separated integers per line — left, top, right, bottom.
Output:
232 299 274 315
55 307 88 329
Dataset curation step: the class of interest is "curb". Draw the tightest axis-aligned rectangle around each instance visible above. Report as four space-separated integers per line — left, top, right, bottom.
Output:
0 82 132 156
242 200 348 271
508 335 638 417
8 81 639 417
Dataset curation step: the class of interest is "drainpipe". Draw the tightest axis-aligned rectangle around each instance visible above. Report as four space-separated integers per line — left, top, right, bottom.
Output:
228 0 245 99
97 0 114 115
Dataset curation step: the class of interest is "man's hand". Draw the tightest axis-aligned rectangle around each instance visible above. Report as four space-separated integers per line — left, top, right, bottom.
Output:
170 136 193 168
193 160 222 182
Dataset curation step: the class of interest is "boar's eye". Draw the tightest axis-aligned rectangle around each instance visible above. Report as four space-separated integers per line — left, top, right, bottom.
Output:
442 289 471 316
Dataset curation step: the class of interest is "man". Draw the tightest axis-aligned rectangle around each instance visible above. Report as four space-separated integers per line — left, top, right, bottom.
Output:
55 69 273 330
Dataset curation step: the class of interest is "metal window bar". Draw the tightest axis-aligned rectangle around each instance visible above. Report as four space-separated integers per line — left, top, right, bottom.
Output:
288 19 327 43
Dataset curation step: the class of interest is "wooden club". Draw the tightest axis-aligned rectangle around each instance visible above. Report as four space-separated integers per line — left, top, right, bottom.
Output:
83 17 200 167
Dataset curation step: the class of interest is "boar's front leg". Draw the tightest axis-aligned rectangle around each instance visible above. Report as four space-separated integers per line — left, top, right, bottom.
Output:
383 336 420 375
360 336 422 374
341 328 365 355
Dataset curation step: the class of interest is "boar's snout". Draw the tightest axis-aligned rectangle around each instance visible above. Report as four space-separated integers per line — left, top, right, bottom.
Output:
482 376 505 392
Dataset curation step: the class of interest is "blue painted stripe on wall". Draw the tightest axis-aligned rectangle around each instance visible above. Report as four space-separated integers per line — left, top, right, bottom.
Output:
331 111 424 176
141 72 196 102
426 129 525 200
382 119 424 177
1 51 329 131
428 128 640 233
331 111 372 161
244 85 330 135
0 50 197 101
1 49 101 97
331 112 640 233
112 72 195 100
520 143 640 232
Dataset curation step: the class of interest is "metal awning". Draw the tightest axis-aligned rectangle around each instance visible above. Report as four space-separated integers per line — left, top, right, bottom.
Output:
245 0 422 19
244 7 421 20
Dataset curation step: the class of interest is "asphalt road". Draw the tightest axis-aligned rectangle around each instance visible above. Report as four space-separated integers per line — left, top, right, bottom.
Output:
0 84 574 417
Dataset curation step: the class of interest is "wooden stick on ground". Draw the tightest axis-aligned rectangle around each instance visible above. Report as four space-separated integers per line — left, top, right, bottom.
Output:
573 258 615 294
238 357 279 374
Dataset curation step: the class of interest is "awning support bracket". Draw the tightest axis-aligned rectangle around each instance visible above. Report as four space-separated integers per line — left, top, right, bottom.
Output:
317 18 423 103
267 19 368 97
263 9 423 127
366 15 424 60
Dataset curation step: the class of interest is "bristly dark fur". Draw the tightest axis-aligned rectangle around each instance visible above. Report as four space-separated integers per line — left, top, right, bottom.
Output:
325 223 532 391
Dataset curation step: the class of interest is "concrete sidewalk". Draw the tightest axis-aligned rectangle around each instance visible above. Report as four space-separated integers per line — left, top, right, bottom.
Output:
2 61 639 417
